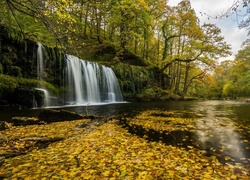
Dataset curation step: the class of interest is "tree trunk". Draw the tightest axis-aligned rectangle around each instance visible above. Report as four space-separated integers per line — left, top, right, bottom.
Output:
182 62 190 98
174 62 181 94
94 6 102 43
83 2 89 37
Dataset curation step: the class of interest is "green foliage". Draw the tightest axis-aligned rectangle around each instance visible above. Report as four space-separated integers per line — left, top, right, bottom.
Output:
0 63 3 74
0 0 234 100
112 63 153 96
136 87 179 101
222 82 236 98
17 78 58 95
1 54 13 74
10 66 22 77
210 45 250 99
0 74 18 94
0 74 58 100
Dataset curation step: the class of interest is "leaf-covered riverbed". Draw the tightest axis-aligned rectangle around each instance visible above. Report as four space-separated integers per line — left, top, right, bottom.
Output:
0 110 249 179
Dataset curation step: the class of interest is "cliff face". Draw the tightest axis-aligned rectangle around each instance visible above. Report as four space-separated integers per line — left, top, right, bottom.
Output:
0 26 65 85
0 26 65 108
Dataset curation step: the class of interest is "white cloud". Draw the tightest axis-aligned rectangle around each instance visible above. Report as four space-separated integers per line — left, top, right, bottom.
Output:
168 0 249 60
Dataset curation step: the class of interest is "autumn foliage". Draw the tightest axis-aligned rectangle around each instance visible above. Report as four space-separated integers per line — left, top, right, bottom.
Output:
0 111 249 179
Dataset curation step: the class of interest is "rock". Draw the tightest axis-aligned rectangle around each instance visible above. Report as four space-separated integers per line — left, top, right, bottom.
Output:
34 89 45 107
8 87 34 109
0 121 7 130
38 109 84 122
11 117 45 126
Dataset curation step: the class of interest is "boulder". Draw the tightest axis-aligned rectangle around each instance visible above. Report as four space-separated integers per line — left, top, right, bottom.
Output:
6 87 48 109
0 121 7 130
38 109 83 122
9 87 34 108
11 117 44 126
34 89 45 107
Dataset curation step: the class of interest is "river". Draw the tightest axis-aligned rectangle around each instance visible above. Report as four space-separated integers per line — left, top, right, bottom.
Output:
1 100 250 167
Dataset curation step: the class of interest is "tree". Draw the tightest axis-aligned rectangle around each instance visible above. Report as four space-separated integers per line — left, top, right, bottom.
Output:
0 0 77 47
0 0 234 99
226 45 250 97
157 1 231 98
211 45 250 99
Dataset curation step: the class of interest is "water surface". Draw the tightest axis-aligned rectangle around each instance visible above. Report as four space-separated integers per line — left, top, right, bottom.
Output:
1 100 250 167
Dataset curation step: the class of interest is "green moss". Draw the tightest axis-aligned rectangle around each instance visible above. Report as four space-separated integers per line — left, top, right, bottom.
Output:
7 27 25 43
0 74 58 100
112 63 153 95
17 78 59 95
0 74 18 94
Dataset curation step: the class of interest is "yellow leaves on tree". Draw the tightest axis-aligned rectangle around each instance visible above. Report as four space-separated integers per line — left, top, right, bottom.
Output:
136 0 150 11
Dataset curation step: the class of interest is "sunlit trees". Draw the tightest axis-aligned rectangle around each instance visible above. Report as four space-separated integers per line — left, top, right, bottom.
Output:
210 45 250 99
220 46 250 98
0 0 233 99
155 1 231 98
0 0 77 46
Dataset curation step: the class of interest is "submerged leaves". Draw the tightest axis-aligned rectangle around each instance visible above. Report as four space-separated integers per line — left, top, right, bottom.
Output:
126 110 196 132
0 115 249 179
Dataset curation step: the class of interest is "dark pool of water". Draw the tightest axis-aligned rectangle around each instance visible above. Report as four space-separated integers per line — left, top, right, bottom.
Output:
1 100 250 166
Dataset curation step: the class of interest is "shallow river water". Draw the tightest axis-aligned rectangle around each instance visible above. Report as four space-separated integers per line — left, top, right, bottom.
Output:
1 100 250 167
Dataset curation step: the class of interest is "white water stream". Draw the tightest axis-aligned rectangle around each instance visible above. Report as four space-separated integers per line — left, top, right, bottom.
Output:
65 54 123 105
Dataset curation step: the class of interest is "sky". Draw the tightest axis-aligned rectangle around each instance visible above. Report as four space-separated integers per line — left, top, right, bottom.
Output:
168 0 249 60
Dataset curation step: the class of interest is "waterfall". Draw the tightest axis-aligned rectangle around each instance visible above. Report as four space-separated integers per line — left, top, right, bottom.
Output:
35 42 50 107
65 54 123 105
101 65 123 102
34 88 50 107
35 43 123 107
37 42 45 81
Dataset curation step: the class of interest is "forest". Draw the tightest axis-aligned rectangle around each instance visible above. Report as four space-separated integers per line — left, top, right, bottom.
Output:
1 1 250 179
0 0 250 101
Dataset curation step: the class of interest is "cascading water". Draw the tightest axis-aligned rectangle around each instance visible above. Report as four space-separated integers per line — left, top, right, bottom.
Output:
35 42 50 107
65 54 123 105
101 65 123 102
37 42 45 81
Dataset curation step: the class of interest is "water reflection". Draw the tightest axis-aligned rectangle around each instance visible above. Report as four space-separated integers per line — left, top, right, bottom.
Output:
196 118 245 161
193 101 249 165
117 101 250 167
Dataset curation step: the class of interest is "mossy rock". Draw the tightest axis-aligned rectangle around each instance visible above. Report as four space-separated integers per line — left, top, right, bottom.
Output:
0 121 8 131
34 89 45 107
38 109 83 122
11 117 42 126
9 87 34 108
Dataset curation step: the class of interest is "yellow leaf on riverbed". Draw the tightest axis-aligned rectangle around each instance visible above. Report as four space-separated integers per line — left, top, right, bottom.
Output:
1 117 249 179
145 152 154 156
60 170 68 175
168 170 175 178
103 170 110 177
138 171 148 178
230 175 237 179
